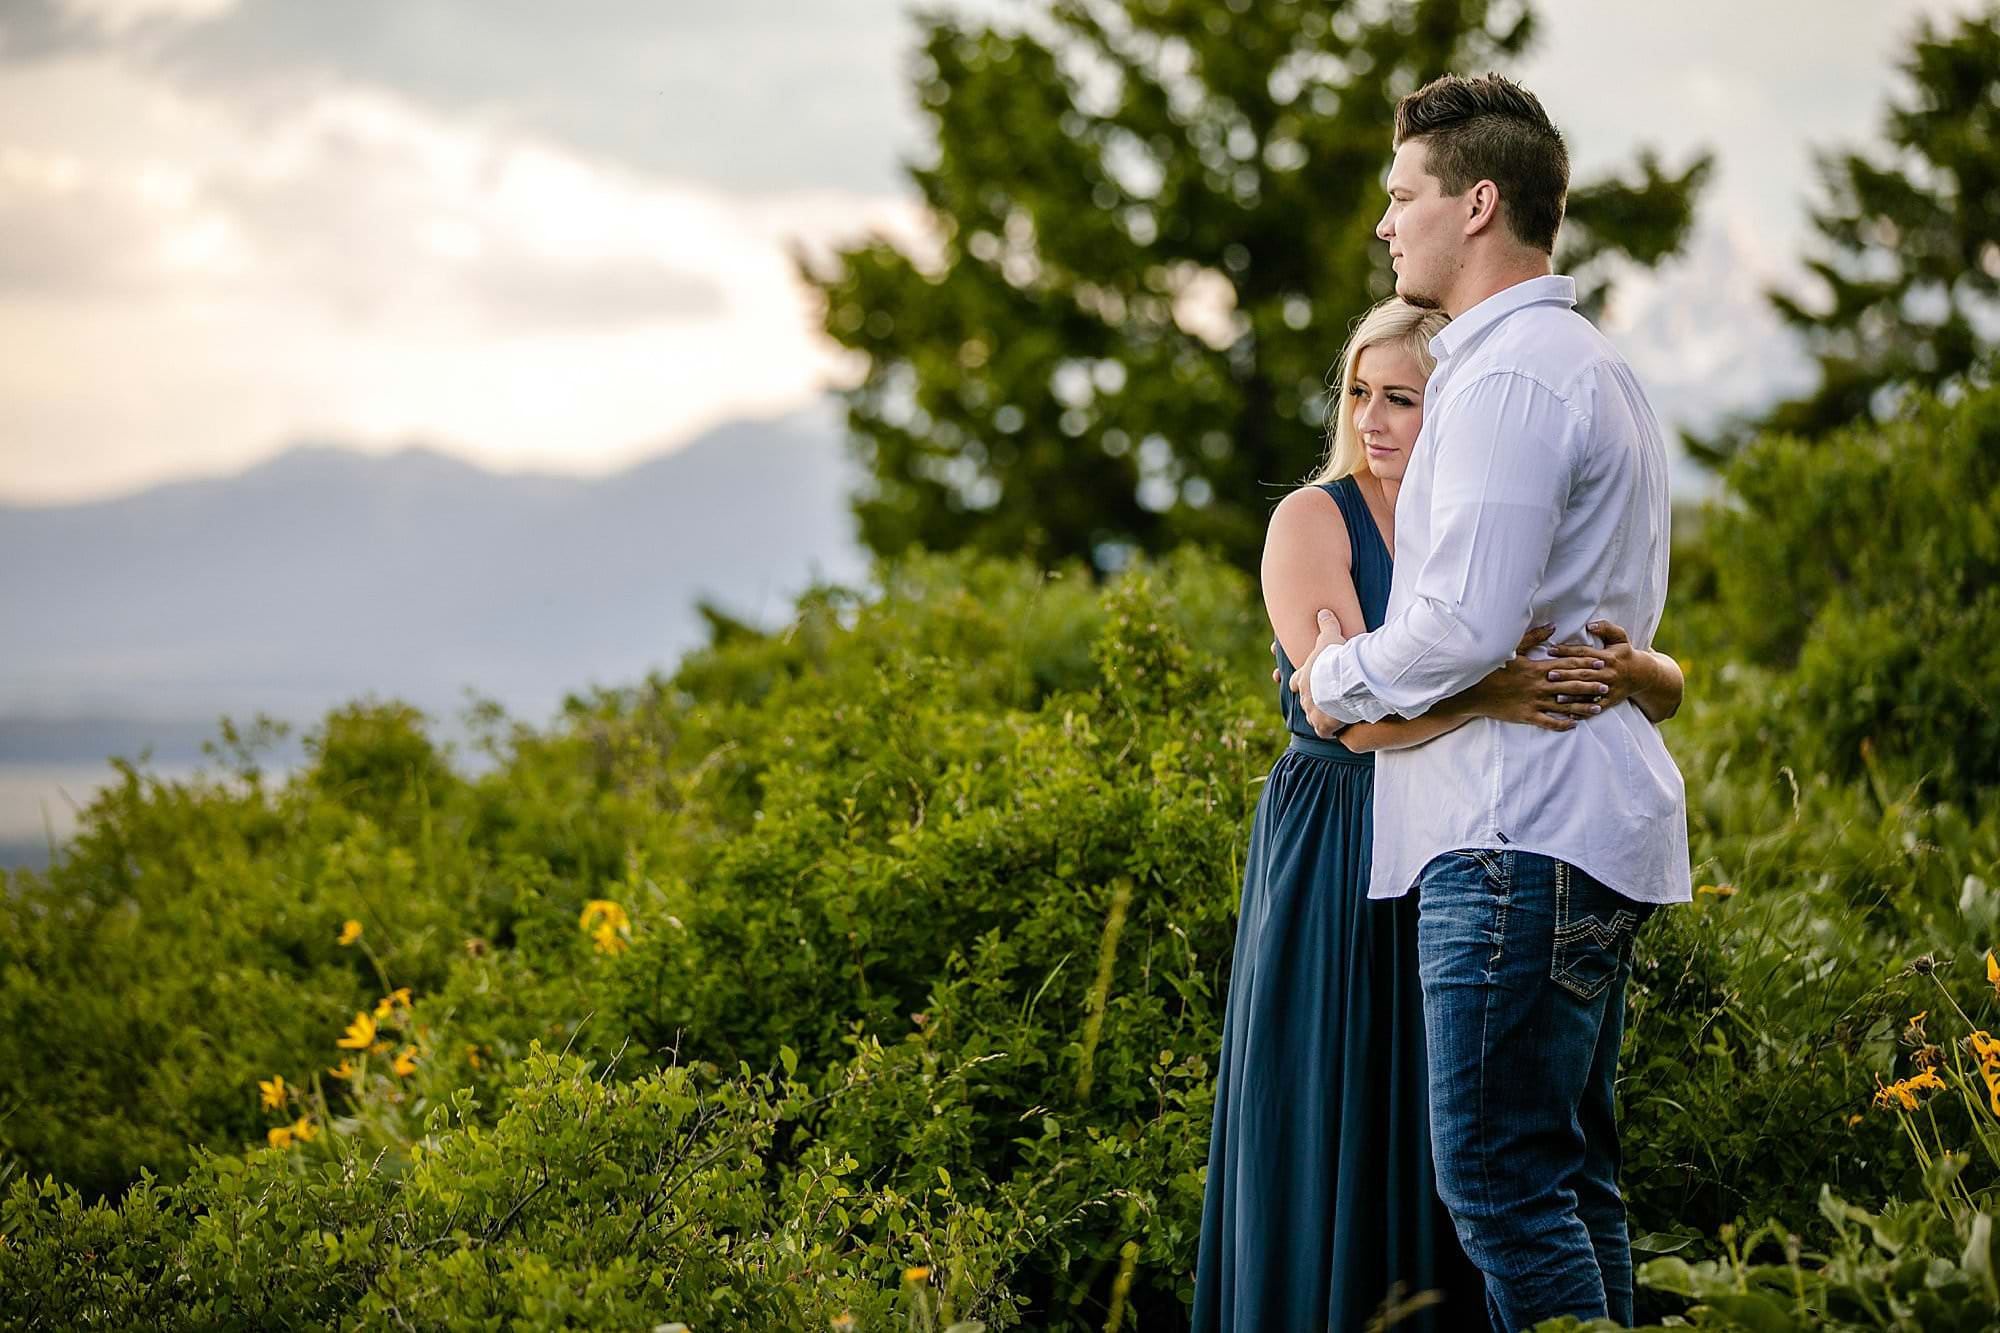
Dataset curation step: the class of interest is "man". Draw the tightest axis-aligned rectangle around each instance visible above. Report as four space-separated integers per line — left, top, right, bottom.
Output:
1290 74 1691 1332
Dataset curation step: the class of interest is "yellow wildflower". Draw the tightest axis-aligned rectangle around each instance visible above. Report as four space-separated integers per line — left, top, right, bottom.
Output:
258 1075 288 1110
580 899 632 954
266 1125 295 1150
1873 1081 1919 1112
830 1315 856 1332
1972 1032 2000 1117
336 1011 377 1050
579 898 630 932
373 986 414 1021
1971 1030 2000 1065
392 1046 419 1078
1846 1113 1864 1127
1695 883 1738 897
465 1044 483 1071
337 918 363 946
327 1059 353 1079
1989 950 2000 1001
904 1265 931 1283
290 1116 319 1143
1873 1068 1946 1112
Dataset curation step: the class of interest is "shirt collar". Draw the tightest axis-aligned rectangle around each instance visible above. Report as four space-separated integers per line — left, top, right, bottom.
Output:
1428 273 1577 362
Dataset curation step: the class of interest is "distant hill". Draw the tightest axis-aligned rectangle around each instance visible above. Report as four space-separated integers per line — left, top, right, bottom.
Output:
0 407 866 743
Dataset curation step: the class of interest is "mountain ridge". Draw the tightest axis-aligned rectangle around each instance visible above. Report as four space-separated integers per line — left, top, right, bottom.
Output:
1 408 866 731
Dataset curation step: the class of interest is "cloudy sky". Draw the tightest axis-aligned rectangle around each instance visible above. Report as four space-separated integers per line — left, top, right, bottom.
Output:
0 0 1981 503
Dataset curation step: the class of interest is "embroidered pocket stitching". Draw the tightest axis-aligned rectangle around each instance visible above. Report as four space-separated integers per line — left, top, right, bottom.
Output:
1551 860 1638 1000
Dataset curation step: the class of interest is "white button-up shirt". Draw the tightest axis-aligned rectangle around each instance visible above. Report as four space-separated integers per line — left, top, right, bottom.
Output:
1308 274 1691 905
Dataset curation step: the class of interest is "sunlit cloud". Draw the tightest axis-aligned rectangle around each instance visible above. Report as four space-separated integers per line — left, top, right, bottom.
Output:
0 51 923 501
56 0 240 38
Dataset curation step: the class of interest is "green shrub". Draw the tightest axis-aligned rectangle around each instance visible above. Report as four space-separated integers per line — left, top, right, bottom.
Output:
6 387 2000 1328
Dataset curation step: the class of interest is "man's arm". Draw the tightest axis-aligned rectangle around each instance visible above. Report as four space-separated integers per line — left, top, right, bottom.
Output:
1307 370 1579 722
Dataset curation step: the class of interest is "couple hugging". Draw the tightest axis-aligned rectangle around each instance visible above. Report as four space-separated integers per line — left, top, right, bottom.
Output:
1190 73 1692 1333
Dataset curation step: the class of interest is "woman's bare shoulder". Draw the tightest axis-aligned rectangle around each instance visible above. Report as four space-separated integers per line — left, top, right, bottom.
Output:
1264 483 1349 554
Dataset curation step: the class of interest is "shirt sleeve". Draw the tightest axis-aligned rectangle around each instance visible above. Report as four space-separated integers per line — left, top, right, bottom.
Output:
1310 369 1578 721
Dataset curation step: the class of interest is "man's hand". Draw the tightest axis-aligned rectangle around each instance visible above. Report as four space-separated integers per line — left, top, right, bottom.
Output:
1285 609 1349 738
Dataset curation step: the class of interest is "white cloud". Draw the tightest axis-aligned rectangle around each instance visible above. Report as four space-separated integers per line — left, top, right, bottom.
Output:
57 0 239 38
0 51 925 501
1596 212 1817 495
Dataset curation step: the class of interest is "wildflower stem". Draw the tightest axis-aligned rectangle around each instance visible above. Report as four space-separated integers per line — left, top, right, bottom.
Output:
1928 971 1981 1035
1899 1112 1935 1177
356 938 400 1005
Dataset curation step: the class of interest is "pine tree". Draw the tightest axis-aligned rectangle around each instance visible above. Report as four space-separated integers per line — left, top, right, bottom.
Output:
808 0 1710 572
1735 6 2000 450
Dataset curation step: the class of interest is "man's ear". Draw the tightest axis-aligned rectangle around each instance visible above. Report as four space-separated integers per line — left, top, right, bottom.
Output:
1463 179 1503 239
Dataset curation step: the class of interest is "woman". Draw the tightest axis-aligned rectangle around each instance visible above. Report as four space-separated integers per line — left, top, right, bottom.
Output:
1191 298 1684 1332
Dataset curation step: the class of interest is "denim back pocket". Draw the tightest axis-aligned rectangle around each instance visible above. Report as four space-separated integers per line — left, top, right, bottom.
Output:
1550 861 1643 1001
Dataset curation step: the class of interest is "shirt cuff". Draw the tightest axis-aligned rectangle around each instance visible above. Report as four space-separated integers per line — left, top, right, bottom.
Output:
1308 637 1394 725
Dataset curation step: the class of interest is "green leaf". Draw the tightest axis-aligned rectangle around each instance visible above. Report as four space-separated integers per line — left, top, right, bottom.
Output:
1698 1291 1802 1333
1964 1212 1999 1307
1636 1256 1696 1297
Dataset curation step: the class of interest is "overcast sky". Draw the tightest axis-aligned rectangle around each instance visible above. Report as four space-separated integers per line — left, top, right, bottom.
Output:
0 0 1983 503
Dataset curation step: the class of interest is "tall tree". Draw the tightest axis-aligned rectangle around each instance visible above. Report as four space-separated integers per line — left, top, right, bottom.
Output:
1725 5 2000 452
807 0 1710 573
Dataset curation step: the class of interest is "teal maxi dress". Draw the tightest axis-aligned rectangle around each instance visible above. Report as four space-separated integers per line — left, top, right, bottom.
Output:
1191 475 1485 1333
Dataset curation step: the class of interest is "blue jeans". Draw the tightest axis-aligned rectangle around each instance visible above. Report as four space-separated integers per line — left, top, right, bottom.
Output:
1415 849 1655 1333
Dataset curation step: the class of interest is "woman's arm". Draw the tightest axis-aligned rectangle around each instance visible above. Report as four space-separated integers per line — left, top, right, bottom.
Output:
1336 711 1470 753
1260 490 1453 754
1261 487 1370 676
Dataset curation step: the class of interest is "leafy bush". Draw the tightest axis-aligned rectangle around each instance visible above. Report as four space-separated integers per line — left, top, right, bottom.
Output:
4 391 2000 1329
1699 386 2000 792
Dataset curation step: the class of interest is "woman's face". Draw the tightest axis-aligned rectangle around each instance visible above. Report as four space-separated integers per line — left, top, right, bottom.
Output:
1349 341 1427 483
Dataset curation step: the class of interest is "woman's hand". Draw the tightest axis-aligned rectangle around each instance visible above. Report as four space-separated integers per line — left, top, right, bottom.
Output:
1448 623 1605 731
1543 620 1656 710
1546 619 1683 722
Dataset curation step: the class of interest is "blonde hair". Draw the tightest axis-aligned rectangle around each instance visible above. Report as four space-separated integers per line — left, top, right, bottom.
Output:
1306 298 1450 485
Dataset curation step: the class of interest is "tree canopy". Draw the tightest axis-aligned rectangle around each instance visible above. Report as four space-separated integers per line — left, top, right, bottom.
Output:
808 0 1710 573
1714 6 2000 453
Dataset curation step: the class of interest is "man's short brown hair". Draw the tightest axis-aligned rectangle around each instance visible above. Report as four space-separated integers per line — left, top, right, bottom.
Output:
1393 73 1568 254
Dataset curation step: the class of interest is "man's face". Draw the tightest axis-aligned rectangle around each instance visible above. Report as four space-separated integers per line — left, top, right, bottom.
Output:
1376 140 1465 311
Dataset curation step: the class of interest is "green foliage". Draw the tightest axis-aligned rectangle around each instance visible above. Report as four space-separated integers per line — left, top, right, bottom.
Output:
806 0 1708 572
7 381 2000 1325
1711 4 2000 456
1696 384 2000 792
0 548 1270 1328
